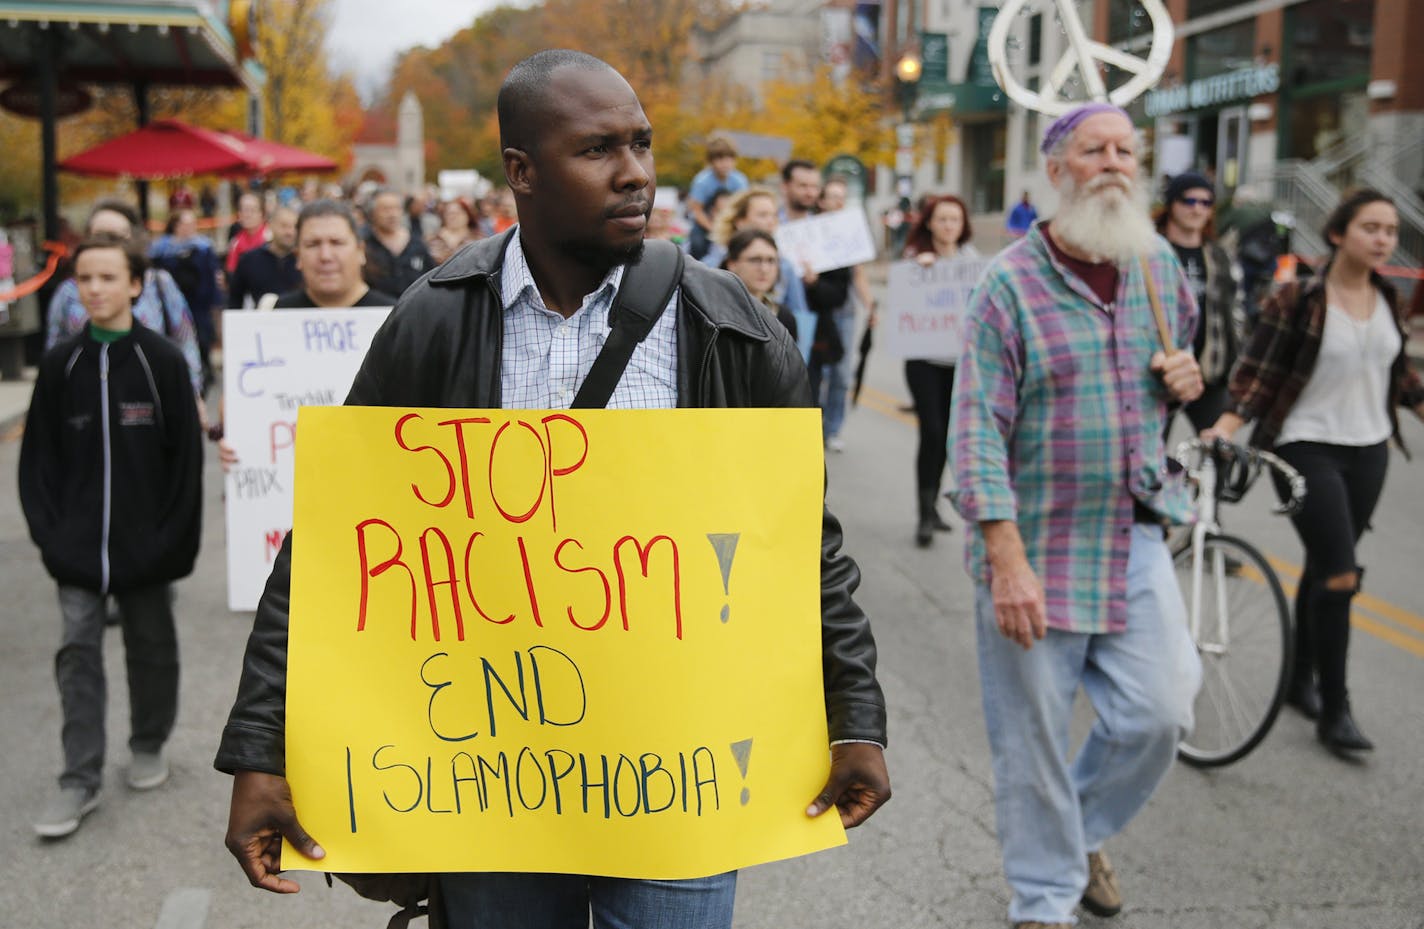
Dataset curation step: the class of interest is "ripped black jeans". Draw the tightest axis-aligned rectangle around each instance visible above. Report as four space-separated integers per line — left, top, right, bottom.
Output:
1271 440 1389 713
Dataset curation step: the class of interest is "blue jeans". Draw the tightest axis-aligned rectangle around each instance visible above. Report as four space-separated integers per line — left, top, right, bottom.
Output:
439 871 737 929
975 524 1201 924
808 305 857 439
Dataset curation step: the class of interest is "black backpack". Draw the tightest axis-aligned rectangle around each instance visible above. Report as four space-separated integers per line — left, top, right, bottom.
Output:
156 247 204 303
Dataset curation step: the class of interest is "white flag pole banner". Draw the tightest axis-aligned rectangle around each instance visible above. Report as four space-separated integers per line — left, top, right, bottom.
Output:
774 210 877 275
221 307 392 611
881 258 993 362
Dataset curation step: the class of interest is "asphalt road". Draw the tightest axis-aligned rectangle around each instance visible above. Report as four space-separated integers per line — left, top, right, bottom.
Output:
3 314 1423 929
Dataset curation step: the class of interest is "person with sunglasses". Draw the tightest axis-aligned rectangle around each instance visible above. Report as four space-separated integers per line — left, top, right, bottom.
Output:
1154 172 1242 434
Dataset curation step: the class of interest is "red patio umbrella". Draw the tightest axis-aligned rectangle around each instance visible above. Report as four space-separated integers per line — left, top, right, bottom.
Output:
222 132 338 175
59 119 257 179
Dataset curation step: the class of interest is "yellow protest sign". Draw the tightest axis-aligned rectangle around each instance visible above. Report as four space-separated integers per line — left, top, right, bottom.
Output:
285 406 842 877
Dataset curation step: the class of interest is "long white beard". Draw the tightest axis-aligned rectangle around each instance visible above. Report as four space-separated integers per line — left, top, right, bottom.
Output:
1051 172 1156 263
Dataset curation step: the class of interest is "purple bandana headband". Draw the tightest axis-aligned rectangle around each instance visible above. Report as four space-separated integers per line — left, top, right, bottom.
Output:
1040 102 1132 155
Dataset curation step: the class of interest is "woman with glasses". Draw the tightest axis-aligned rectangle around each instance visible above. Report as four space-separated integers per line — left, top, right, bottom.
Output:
1154 172 1241 434
721 228 798 340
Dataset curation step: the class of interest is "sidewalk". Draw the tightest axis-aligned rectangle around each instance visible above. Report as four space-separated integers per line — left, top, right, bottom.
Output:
0 366 34 437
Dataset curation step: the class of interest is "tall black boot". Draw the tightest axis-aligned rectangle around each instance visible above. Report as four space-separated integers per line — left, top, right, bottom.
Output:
915 490 936 548
930 492 954 532
1314 586 1373 753
1285 574 1320 719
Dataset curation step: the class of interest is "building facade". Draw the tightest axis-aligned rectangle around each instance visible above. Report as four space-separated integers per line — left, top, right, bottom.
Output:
348 91 426 194
1100 0 1423 261
691 0 825 107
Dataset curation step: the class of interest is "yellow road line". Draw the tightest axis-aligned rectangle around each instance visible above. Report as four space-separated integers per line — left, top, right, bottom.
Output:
1351 615 1424 659
1265 556 1424 640
858 390 1424 658
857 385 918 427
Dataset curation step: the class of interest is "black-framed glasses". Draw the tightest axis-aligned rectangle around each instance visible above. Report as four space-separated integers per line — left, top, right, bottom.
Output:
1179 196 1214 208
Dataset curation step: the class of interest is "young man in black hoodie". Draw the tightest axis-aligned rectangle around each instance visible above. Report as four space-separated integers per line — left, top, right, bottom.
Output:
20 234 204 838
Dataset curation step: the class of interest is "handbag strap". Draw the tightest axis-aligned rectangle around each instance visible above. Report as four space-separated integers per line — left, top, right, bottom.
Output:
571 239 683 409
1137 254 1175 353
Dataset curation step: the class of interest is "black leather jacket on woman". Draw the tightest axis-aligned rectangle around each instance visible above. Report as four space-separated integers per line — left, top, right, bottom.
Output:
214 230 887 776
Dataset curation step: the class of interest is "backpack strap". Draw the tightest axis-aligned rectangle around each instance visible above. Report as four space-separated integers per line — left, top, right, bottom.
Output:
571 239 683 410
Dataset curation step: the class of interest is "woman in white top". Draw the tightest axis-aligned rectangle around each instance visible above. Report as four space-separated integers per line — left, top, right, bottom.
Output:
1207 189 1424 755
901 194 980 548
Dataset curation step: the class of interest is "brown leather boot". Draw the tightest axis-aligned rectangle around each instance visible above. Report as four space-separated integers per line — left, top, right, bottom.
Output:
1082 849 1123 917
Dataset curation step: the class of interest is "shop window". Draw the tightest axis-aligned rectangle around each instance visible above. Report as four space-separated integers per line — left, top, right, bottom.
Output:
1285 92 1369 161
1187 0 1239 18
1186 20 1255 82
1108 0 1152 46
761 50 783 82
1022 76 1040 171
1283 0 1373 89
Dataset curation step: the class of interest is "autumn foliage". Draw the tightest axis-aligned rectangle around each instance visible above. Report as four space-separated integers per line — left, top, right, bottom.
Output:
378 1 894 189
0 0 896 221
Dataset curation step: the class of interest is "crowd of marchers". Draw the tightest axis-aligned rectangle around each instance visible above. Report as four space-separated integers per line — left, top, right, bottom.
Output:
13 46 1424 929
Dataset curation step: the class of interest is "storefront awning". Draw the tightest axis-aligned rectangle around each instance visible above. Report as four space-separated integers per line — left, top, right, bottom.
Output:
914 83 1007 119
0 0 262 91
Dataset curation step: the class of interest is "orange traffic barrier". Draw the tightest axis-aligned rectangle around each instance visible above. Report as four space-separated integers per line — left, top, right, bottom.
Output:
0 241 68 303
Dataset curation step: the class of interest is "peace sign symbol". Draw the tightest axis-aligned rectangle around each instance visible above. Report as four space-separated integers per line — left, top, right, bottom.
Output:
986 0 1173 116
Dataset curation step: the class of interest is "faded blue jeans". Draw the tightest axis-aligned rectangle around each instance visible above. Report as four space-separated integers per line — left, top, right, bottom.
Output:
807 305 857 440
975 524 1201 924
440 871 737 929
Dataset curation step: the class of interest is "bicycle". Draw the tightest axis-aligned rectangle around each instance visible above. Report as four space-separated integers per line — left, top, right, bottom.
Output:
1171 438 1307 767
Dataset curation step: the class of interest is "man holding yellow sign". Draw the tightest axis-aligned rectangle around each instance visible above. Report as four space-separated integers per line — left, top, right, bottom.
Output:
215 49 889 929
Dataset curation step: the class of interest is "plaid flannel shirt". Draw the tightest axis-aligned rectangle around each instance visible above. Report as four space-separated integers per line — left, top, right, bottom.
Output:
949 223 1198 634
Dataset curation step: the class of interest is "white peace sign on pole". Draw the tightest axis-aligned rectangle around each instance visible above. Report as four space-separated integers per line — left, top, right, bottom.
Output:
987 0 1174 116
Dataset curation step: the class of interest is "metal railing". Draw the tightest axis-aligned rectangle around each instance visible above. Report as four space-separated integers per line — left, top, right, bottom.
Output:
1265 160 1334 258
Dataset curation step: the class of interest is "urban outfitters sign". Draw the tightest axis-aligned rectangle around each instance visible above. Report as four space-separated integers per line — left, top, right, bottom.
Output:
1145 63 1279 118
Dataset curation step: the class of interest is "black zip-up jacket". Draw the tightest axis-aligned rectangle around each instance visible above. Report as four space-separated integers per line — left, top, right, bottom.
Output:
19 324 203 593
215 230 888 776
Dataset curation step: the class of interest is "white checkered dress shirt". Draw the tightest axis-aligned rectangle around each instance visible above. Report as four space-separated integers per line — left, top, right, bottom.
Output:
499 230 679 410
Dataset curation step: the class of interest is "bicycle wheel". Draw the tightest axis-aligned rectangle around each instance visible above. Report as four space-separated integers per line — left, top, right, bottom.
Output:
1175 533 1293 768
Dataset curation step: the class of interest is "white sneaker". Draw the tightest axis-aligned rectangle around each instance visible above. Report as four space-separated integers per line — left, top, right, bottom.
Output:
128 749 169 790
826 435 846 453
34 786 100 838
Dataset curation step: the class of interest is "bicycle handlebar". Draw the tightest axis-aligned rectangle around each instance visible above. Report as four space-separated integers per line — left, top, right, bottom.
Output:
1172 438 1307 516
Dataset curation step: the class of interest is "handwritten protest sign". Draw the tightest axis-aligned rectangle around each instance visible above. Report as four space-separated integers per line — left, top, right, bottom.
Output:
880 257 992 361
775 209 877 275
221 308 391 611
284 406 842 877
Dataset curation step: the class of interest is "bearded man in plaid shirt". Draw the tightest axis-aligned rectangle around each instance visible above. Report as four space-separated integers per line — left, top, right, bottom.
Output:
948 104 1206 929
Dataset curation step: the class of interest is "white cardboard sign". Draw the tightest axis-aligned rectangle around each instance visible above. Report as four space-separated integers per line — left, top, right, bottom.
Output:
881 258 992 362
221 307 391 611
775 210 877 275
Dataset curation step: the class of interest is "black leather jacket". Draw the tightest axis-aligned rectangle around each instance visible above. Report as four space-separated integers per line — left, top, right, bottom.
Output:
214 230 887 776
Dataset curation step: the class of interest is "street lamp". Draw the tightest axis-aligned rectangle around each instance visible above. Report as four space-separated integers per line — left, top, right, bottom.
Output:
895 51 923 119
893 50 922 230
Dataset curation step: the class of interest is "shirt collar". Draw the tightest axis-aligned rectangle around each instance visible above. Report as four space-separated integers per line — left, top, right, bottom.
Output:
501 227 625 323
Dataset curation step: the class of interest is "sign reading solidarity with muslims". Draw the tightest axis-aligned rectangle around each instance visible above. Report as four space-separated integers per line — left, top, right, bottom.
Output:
220 308 392 611
881 258 992 361
283 406 842 877
776 209 878 274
